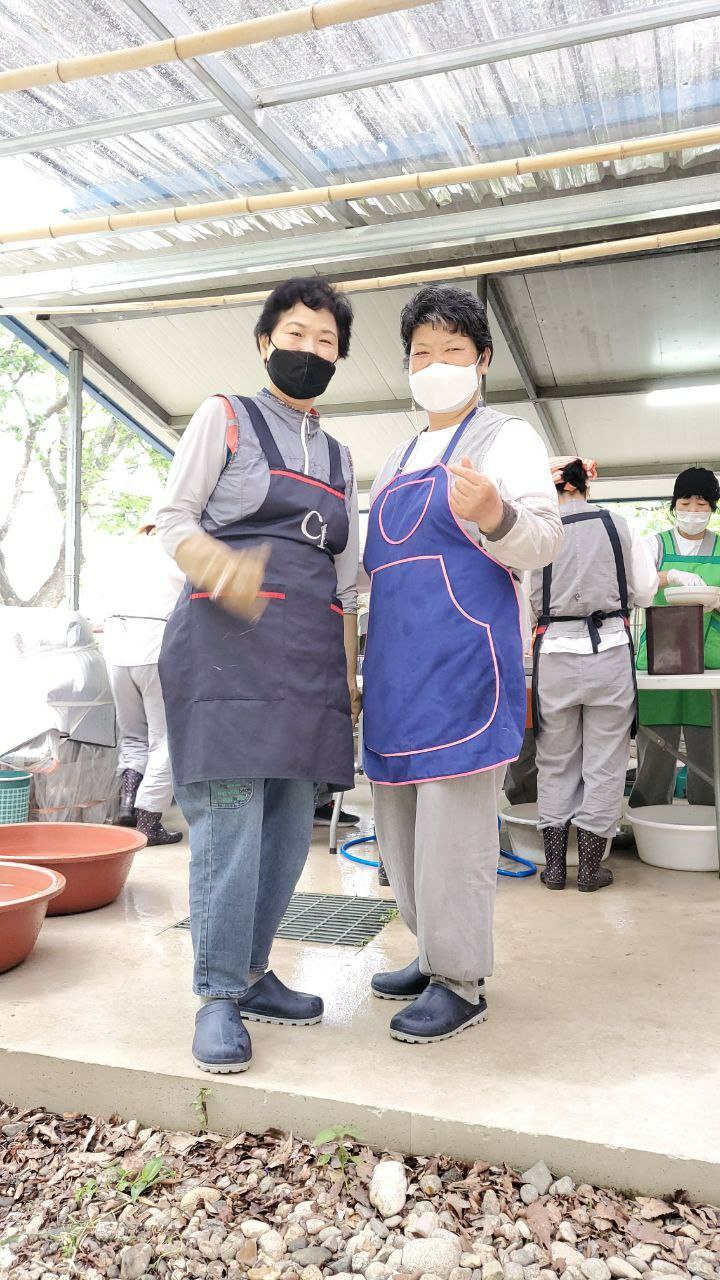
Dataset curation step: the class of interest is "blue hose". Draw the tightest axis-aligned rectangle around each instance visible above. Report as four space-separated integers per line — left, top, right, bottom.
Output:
339 828 537 878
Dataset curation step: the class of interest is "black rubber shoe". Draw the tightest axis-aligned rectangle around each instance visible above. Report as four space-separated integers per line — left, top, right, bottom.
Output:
390 982 488 1044
192 1000 252 1074
577 827 614 892
118 768 143 826
135 809 183 846
372 958 484 1002
236 971 323 1026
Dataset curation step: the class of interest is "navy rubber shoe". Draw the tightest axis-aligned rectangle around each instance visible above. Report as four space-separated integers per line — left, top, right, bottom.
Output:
389 982 488 1044
372 958 485 1002
236 971 323 1026
192 999 252 1074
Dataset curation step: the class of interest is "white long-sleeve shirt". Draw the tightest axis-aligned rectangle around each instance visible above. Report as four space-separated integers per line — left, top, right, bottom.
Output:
103 534 186 666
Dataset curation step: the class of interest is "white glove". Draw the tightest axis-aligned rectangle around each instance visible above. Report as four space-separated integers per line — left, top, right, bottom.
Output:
667 569 705 587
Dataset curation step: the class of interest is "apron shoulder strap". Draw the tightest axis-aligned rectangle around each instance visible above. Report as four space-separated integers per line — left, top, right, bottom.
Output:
596 508 629 612
323 432 347 494
233 394 286 469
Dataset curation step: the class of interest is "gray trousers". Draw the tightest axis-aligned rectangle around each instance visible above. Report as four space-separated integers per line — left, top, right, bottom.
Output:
536 646 635 840
631 724 714 807
373 768 504 1001
108 663 173 814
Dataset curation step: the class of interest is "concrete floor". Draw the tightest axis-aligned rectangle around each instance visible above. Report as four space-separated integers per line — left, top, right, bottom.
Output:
1 781 720 1203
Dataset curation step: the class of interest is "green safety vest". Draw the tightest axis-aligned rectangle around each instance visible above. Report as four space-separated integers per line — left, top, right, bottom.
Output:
636 527 720 727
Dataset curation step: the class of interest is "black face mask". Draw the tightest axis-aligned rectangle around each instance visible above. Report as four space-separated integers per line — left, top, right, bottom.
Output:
266 344 336 400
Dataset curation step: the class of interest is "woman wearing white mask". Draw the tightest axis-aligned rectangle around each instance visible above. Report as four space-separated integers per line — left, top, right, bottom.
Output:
630 466 720 807
363 285 562 1044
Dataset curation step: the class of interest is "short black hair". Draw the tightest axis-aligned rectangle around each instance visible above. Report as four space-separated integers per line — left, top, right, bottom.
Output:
556 458 589 495
254 277 353 359
400 284 493 363
671 466 720 511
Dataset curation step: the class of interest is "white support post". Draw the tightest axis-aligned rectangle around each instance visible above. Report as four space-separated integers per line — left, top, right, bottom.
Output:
65 348 83 611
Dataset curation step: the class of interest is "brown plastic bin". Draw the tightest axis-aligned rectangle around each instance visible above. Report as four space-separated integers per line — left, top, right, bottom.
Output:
0 860 66 972
0 824 147 915
646 604 705 676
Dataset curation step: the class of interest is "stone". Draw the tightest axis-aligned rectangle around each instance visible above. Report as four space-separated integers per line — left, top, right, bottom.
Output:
300 1268 323 1280
650 1266 683 1277
521 1163 553 1197
248 1268 281 1280
520 1186 539 1206
402 1236 463 1279
94 1218 117 1243
291 1204 316 1222
581 1262 612 1280
289 1247 332 1268
420 1174 444 1198
220 1235 247 1265
407 1212 442 1239
606 1265 643 1280
503 1266 524 1280
516 1223 531 1242
369 1220 390 1240
120 1245 153 1280
352 1253 373 1273
180 1188 222 1216
365 1265 390 1280
559 1223 578 1244
551 1244 584 1268
2 1123 24 1138
318 1228 342 1244
288 1238 309 1254
369 1161 408 1219
482 1191 502 1217
551 1178 576 1197
126 1119 140 1137
687 1253 718 1278
510 1249 535 1267
243 1220 272 1240
627 1249 658 1264
259 1231 287 1262
449 1271 471 1280
462 1256 492 1269
482 1262 503 1280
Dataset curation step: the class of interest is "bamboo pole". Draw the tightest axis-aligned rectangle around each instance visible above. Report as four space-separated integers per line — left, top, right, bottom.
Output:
12 220 720 321
1 119 719 248
0 0 434 95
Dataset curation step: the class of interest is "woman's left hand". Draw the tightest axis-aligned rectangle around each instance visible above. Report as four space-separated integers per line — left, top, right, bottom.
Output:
449 456 504 534
349 683 363 728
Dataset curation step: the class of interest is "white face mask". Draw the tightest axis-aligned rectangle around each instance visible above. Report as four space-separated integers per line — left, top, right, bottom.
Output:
675 511 711 535
408 359 479 413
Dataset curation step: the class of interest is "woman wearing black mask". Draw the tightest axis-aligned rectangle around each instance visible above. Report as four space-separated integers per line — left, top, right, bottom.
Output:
156 278 360 1074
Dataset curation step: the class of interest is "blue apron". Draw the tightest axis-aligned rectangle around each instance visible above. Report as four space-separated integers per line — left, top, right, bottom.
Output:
362 414 525 785
159 395 354 790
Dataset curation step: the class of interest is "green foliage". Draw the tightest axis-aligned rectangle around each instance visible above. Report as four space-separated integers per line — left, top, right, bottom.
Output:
74 1177 98 1206
113 1156 177 1201
313 1124 364 1185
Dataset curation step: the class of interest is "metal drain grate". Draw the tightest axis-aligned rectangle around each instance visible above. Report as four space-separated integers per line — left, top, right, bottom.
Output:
176 893 397 947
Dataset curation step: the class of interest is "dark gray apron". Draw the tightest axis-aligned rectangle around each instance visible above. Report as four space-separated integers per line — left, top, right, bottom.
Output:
160 395 354 789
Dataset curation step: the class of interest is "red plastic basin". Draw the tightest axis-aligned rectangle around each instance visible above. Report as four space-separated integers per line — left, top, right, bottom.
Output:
0 824 147 915
0 860 66 972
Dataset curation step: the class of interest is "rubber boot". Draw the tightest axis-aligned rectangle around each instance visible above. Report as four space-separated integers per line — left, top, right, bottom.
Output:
540 824 569 889
135 808 183 846
118 769 143 827
377 857 390 887
577 827 613 892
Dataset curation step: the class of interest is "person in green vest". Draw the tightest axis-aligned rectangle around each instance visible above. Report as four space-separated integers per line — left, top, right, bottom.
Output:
630 466 720 808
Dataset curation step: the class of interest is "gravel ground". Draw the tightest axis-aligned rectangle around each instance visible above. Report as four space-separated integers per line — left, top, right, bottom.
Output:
1 1103 719 1280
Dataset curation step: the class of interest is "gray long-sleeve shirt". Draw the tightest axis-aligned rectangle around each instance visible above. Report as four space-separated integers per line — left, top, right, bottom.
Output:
155 389 359 613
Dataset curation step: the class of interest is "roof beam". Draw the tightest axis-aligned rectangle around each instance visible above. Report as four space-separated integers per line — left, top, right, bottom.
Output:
258 0 720 107
486 279 564 453
8 173 719 308
120 0 361 229
0 100 224 159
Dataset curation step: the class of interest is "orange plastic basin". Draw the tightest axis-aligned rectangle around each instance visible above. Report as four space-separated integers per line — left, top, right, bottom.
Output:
0 860 66 972
0 824 147 915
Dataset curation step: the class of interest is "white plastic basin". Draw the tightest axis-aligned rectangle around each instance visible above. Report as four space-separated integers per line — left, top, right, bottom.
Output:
502 803 610 867
627 805 719 872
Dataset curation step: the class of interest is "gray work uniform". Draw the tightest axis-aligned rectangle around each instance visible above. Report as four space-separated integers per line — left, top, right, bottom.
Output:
530 499 638 840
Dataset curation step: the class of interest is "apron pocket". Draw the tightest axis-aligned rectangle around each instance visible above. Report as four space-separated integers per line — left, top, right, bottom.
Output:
190 586 286 703
364 556 500 756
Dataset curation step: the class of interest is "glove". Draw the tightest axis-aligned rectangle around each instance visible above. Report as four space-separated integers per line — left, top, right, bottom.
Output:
667 569 705 587
175 532 271 620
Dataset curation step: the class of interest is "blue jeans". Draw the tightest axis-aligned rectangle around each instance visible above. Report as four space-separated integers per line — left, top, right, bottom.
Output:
175 778 316 997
